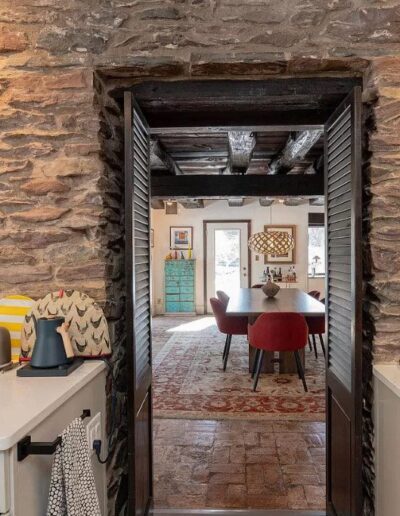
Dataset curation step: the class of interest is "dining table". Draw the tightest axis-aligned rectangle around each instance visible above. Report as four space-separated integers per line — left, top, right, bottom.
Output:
225 287 325 374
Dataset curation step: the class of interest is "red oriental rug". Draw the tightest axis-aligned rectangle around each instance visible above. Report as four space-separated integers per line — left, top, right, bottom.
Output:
152 316 325 421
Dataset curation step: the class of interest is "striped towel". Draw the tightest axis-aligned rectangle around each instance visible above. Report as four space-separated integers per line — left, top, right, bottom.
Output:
0 295 34 362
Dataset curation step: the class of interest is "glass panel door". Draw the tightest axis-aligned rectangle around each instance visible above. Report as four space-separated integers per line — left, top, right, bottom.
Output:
214 229 241 296
205 221 249 313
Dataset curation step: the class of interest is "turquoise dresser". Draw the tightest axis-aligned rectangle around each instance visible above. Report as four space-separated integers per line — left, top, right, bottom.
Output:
164 260 196 313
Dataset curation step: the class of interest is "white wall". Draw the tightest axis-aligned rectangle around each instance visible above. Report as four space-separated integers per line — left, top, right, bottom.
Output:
151 200 324 315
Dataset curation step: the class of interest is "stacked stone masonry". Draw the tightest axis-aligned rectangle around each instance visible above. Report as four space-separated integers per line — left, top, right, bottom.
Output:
2 1 400 515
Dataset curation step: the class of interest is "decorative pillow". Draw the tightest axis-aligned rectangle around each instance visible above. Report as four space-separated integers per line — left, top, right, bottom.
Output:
20 290 111 359
0 295 35 362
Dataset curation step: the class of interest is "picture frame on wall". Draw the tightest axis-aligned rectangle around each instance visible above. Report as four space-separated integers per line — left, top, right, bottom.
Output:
170 226 193 250
264 225 296 264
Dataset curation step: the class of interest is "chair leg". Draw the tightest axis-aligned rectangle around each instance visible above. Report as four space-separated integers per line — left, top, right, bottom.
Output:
319 334 326 358
222 334 229 361
312 334 318 359
252 350 264 392
223 335 232 371
251 349 260 379
308 335 312 352
294 351 308 393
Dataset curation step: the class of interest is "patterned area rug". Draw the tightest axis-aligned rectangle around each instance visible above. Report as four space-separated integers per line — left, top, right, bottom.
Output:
153 316 325 421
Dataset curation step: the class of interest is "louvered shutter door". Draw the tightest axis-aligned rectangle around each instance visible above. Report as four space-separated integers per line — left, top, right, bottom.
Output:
124 92 153 516
325 88 362 516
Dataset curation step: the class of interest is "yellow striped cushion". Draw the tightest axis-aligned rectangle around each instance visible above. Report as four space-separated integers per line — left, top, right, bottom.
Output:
0 295 34 362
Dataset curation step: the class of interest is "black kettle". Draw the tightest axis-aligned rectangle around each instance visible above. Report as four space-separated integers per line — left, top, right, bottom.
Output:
30 316 75 368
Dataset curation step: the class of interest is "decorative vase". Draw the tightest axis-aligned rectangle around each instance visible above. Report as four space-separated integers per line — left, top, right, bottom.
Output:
262 279 280 298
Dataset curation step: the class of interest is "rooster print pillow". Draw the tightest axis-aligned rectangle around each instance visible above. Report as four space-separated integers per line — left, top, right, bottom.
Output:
20 290 111 359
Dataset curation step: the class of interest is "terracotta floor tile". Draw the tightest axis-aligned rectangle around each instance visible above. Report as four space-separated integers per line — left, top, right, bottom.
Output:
209 463 245 474
166 494 206 508
229 445 246 463
209 472 246 484
211 445 230 463
304 484 326 508
225 484 247 507
287 485 308 509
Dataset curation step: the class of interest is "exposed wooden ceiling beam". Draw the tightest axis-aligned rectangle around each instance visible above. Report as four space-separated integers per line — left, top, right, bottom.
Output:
268 130 323 175
309 197 325 206
259 198 274 207
223 131 256 175
151 199 165 209
228 198 244 207
150 138 183 175
284 198 307 206
179 199 204 209
305 154 324 175
152 174 324 199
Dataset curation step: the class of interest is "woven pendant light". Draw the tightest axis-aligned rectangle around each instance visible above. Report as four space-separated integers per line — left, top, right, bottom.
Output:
248 231 294 255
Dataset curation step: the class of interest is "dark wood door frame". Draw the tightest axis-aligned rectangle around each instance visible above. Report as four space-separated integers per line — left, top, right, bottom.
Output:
203 219 252 314
124 76 368 516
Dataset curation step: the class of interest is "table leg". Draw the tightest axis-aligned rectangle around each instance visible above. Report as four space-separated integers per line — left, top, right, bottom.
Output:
279 348 305 374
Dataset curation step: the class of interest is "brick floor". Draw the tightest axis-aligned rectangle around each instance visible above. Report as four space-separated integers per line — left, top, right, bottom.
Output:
153 418 326 510
152 316 326 510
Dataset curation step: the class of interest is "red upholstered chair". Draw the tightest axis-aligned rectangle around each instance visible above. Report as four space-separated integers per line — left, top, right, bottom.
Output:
306 315 326 359
210 296 248 371
306 290 321 352
248 312 309 392
305 293 325 358
216 290 230 308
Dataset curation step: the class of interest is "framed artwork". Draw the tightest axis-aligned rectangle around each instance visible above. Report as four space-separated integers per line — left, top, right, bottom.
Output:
170 226 193 250
263 225 296 264
150 229 154 248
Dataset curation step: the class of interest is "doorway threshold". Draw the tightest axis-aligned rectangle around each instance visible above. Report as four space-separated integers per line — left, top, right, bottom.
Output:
151 510 326 516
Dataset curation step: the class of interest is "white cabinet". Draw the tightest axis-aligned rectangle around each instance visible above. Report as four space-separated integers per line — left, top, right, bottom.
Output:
0 362 107 515
374 364 400 516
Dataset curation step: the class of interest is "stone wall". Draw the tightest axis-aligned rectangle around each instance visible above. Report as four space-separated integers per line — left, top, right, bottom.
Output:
2 2 400 515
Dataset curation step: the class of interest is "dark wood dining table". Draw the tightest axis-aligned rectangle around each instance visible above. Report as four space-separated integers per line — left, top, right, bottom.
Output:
225 288 325 374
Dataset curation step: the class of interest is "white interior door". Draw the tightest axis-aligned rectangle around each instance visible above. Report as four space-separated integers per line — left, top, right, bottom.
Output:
206 221 249 313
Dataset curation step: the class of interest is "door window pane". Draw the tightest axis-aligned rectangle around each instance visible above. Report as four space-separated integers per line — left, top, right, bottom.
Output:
308 226 326 276
214 229 241 295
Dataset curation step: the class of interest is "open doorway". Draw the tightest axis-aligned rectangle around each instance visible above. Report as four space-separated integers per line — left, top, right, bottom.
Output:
124 77 363 515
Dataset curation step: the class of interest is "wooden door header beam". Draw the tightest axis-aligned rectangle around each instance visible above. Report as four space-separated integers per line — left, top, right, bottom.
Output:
152 174 323 198
149 125 323 135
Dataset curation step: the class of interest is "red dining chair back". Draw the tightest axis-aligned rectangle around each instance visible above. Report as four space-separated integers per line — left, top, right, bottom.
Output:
306 315 326 359
248 312 309 392
210 296 248 371
308 290 321 300
216 290 230 308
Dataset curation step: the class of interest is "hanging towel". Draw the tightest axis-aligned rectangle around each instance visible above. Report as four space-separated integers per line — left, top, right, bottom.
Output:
47 418 101 516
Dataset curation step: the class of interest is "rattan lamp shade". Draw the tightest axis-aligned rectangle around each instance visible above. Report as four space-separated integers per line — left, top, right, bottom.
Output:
248 231 295 255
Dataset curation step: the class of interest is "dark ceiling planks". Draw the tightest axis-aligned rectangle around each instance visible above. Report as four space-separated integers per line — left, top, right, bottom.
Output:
150 130 323 176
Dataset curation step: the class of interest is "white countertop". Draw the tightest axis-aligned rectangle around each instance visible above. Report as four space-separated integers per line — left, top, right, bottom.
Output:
0 360 106 451
373 363 400 399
